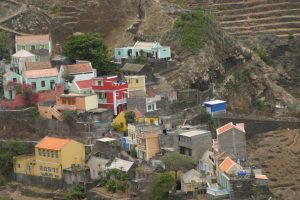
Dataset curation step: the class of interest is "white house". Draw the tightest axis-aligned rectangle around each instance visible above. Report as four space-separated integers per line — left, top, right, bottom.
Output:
59 61 96 82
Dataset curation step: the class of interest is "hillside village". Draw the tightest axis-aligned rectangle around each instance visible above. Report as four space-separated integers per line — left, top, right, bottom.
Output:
0 0 300 200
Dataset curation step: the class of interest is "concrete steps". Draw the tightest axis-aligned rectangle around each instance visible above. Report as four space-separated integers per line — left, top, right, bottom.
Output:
210 0 300 38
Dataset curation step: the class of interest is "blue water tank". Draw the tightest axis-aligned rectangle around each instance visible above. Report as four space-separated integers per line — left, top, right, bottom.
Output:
237 170 247 177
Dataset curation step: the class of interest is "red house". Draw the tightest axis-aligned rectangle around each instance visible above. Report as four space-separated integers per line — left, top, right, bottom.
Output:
92 76 128 115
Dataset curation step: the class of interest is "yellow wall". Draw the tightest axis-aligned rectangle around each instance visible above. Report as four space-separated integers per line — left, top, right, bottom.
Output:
113 112 128 132
145 134 160 160
145 117 159 125
14 155 35 175
61 140 85 169
84 94 98 111
14 140 85 180
125 76 146 92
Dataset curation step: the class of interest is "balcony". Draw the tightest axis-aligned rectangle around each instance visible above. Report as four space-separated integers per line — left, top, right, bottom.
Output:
117 98 127 104
98 99 107 104
56 104 77 110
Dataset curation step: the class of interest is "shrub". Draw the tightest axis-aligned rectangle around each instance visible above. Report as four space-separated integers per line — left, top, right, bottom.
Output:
256 50 268 62
149 172 176 200
68 184 85 200
124 111 135 124
288 32 294 41
102 169 129 193
171 0 188 8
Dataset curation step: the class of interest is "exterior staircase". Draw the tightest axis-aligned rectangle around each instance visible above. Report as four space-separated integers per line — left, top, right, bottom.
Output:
193 0 300 39
48 105 63 121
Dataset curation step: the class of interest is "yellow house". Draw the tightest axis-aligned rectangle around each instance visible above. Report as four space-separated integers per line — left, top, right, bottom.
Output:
113 108 144 132
14 136 85 179
125 75 146 93
136 125 161 160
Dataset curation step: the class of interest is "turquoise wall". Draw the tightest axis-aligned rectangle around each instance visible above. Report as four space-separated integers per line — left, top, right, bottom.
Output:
16 42 51 54
25 76 59 92
114 48 129 60
158 47 171 59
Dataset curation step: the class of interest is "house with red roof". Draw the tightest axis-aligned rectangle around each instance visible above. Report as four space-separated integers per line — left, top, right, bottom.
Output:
69 79 93 94
214 122 246 160
59 61 96 82
146 86 160 112
14 136 85 186
23 67 59 92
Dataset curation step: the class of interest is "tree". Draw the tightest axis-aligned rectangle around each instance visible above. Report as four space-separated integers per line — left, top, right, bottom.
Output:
149 172 176 200
63 33 116 75
21 85 38 106
0 32 12 60
161 152 196 179
124 111 135 124
0 141 34 179
102 168 129 193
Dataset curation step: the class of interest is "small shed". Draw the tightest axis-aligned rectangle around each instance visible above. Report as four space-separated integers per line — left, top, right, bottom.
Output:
204 100 226 116
181 169 204 192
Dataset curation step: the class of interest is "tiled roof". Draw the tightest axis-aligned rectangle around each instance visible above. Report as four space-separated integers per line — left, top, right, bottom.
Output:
146 86 156 98
25 68 58 79
15 34 50 44
255 174 269 180
25 61 52 71
133 41 156 49
219 157 235 172
62 63 93 74
75 79 93 89
35 136 70 150
120 63 145 72
216 122 245 135
12 50 35 58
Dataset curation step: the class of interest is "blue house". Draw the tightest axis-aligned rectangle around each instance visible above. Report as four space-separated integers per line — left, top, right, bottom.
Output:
114 41 171 61
204 100 226 116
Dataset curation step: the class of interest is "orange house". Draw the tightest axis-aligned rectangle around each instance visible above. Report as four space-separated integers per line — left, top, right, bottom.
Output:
56 93 98 112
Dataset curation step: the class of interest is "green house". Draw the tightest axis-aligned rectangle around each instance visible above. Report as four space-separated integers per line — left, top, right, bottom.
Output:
15 34 52 60
23 68 59 92
3 71 23 99
114 41 171 61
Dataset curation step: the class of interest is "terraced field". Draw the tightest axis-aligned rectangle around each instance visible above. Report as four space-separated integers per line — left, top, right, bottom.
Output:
196 0 300 39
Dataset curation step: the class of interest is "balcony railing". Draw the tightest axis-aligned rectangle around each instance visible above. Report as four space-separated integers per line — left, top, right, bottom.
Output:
98 99 107 104
117 98 127 104
56 104 77 110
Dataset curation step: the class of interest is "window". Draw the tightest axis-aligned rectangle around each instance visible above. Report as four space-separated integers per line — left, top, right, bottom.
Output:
44 167 47 171
48 167 51 172
93 169 95 176
52 168 55 173
41 81 45 87
55 151 58 158
47 150 50 157
43 150 46 156
136 79 139 83
13 78 17 82
40 166 43 171
17 164 20 168
31 45 35 50
118 51 121 55
116 92 119 97
97 81 102 86
31 82 36 89
51 151 54 158
148 105 152 111
38 149 42 156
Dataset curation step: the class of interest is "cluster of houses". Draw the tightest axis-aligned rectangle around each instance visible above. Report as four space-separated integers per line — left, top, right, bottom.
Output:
5 33 270 199
13 115 269 199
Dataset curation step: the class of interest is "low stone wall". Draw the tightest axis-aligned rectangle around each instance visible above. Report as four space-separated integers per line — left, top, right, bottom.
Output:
15 173 64 190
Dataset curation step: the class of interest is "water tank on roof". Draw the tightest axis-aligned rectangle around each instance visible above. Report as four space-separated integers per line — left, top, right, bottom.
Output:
237 170 247 177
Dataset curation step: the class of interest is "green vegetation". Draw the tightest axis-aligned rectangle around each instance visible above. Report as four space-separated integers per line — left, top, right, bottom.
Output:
197 106 212 123
124 111 136 124
67 184 85 200
288 32 294 41
0 31 12 60
52 0 62 15
256 50 268 62
163 9 216 53
63 33 117 75
171 0 188 8
161 152 196 178
61 110 77 125
102 168 129 192
0 141 34 182
130 148 137 158
252 99 265 110
149 172 176 200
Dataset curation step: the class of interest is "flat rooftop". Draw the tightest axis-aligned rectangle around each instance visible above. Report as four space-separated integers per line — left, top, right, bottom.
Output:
204 100 226 105
58 93 96 97
96 138 117 142
179 130 210 137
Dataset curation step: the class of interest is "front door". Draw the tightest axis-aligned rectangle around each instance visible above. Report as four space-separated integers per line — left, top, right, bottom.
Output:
50 80 55 90
9 90 13 99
